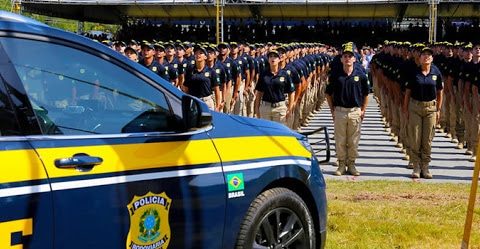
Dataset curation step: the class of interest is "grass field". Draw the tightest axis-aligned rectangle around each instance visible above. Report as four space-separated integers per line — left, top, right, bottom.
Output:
325 180 480 249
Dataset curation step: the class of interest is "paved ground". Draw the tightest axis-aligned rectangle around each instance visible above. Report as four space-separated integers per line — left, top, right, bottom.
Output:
300 94 478 184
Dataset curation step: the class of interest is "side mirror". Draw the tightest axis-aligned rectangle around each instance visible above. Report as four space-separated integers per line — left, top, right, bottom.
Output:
181 95 212 131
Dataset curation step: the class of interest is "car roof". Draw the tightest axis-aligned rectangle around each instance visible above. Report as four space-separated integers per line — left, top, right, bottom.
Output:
0 11 182 96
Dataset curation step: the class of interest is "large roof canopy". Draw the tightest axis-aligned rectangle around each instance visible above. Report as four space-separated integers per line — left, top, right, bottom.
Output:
20 0 480 23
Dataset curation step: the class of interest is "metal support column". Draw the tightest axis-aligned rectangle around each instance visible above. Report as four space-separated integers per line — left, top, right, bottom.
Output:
216 0 224 44
428 0 438 43
77 21 84 35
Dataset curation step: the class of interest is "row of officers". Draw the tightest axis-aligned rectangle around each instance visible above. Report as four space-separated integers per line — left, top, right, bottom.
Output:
106 38 470 180
107 40 333 130
371 41 480 179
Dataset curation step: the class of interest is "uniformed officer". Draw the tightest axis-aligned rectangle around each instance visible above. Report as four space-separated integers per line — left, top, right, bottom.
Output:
230 42 250 116
326 42 369 176
402 46 444 179
206 44 227 111
184 46 221 110
163 42 180 87
139 42 168 81
124 46 138 62
465 42 480 162
254 49 295 125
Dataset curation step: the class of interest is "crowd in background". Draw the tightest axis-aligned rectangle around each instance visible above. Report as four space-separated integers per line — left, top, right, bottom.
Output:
82 18 480 47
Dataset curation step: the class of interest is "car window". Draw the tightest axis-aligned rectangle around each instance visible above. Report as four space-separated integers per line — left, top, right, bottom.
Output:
0 37 175 135
0 86 21 136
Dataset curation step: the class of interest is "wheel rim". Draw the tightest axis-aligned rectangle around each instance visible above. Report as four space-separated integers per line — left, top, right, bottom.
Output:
252 207 307 249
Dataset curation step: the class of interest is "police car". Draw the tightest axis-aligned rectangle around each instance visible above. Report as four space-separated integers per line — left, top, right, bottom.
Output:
0 11 327 249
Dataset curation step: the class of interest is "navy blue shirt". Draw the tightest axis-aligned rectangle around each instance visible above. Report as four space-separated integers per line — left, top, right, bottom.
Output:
256 69 295 103
184 65 221 98
162 58 179 81
213 60 228 87
326 68 369 108
285 62 302 86
139 59 169 81
405 64 443 102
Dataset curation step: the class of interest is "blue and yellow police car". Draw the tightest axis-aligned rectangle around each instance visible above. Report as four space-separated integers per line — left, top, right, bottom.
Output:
0 11 327 249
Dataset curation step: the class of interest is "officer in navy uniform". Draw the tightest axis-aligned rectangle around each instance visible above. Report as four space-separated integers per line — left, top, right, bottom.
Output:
326 42 369 177
217 42 239 114
402 46 444 179
206 44 228 111
163 42 180 87
254 49 295 125
139 42 168 81
184 46 221 110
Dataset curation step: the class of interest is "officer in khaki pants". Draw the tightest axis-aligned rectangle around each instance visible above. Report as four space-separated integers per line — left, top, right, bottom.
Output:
254 49 295 125
326 43 369 176
402 46 444 179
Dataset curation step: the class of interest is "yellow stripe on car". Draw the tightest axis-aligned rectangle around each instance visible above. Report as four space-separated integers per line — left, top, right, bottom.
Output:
1 136 309 184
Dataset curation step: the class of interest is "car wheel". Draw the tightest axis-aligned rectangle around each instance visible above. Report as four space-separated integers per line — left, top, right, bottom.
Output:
235 187 315 249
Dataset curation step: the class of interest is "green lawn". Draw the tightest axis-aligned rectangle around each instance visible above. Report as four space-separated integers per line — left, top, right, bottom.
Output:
326 180 480 249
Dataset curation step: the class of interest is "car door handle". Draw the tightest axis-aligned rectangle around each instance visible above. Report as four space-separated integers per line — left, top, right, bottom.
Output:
55 154 103 171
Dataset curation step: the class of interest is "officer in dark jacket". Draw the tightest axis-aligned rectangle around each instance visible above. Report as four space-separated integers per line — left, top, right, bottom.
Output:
254 49 295 125
184 46 221 110
402 46 444 179
326 42 369 177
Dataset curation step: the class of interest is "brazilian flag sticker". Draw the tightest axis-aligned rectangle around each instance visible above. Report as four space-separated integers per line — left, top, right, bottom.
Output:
227 173 245 192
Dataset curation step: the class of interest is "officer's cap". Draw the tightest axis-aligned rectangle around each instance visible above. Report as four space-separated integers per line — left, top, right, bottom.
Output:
183 42 193 48
114 41 126 46
153 43 165 50
164 42 175 49
175 43 185 50
124 46 137 55
420 46 434 55
141 42 155 50
266 42 273 46
248 43 256 50
206 45 218 52
217 42 230 49
194 45 208 55
129 40 138 46
464 42 473 50
277 46 287 54
102 40 112 46
267 49 280 57
230 42 238 48
342 42 355 55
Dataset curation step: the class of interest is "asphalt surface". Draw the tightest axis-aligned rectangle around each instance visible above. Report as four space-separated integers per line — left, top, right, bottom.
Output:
300 94 478 184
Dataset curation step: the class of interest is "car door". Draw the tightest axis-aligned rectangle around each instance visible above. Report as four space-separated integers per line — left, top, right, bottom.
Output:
0 34 226 248
0 61 54 249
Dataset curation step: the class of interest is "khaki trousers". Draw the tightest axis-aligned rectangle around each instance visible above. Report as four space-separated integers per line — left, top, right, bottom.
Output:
408 99 436 165
334 106 362 161
233 80 246 116
465 95 473 151
200 95 215 110
259 101 288 125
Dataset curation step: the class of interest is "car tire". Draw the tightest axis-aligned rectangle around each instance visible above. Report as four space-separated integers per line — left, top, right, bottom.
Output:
235 187 316 249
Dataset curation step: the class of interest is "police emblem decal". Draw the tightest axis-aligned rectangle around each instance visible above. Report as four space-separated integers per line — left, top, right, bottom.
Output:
280 77 285 82
183 63 187 68
216 69 221 74
354 76 359 82
126 192 171 249
152 67 157 72
173 64 178 68
432 75 437 81
205 72 210 77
